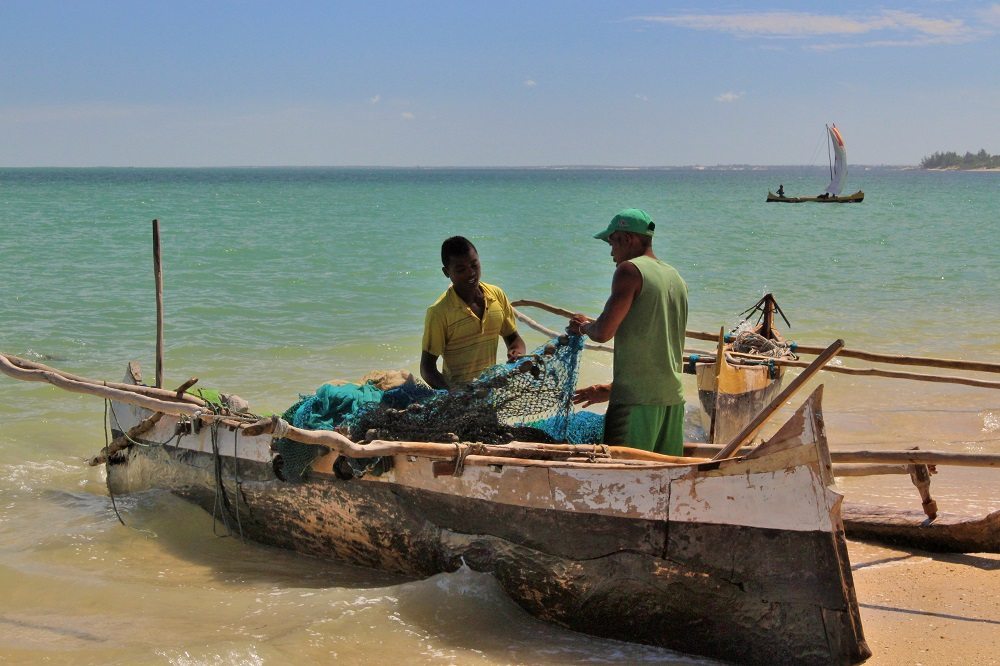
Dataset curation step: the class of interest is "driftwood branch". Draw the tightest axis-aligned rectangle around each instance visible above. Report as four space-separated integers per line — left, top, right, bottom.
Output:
245 415 705 464
831 450 1000 468
689 441 1000 468
0 353 204 415
684 349 1000 390
512 308 612 353
0 353 207 406
513 299 1000 376
685 330 1000 374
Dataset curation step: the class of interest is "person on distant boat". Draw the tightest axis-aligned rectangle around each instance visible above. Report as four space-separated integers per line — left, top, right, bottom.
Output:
777 184 785 197
420 236 525 390
567 208 688 455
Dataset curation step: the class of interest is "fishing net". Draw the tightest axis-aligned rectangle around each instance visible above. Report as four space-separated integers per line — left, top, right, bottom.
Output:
730 330 797 359
272 334 604 480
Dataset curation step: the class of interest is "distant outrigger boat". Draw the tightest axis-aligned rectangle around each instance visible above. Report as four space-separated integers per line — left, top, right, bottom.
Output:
768 124 865 203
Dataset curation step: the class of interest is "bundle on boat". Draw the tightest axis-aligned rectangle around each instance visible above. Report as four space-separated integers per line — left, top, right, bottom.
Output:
269 334 605 480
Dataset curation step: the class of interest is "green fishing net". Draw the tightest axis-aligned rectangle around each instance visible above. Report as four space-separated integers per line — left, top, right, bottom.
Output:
272 334 605 480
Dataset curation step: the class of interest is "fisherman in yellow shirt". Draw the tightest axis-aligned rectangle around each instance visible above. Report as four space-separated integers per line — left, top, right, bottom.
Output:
420 236 526 390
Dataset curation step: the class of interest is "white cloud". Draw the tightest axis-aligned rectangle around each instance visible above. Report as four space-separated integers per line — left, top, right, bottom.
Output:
523 79 537 88
401 112 415 120
370 94 381 105
632 9 984 48
635 93 649 102
715 91 744 103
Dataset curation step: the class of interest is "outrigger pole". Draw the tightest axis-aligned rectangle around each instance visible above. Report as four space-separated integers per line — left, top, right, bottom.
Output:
153 219 164 389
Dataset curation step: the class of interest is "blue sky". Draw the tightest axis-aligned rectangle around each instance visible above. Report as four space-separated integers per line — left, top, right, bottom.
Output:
2 1 998 167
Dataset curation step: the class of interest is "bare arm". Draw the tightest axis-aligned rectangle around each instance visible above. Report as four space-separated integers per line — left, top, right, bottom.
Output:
503 331 526 362
419 351 449 390
567 261 642 343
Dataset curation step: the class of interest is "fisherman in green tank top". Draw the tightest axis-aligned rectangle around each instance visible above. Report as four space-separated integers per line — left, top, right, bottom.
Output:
567 208 688 456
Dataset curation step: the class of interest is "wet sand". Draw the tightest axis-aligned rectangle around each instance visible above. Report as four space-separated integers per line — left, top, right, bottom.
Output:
848 540 1000 665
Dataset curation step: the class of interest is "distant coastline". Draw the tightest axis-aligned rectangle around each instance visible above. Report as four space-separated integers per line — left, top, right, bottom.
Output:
924 166 1000 172
920 149 1000 170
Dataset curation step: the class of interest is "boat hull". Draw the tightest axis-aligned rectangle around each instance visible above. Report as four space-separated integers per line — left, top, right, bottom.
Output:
842 503 1000 553
767 190 865 203
107 389 869 664
696 360 785 444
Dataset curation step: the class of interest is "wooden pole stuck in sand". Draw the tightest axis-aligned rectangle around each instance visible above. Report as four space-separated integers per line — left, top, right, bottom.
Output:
153 219 164 389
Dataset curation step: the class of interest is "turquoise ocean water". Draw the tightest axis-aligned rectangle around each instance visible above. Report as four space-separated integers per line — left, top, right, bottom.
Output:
1 167 998 663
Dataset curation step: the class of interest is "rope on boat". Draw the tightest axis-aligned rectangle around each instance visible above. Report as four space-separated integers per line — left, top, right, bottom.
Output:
588 443 610 463
210 418 231 537
207 403 243 541
730 331 797 360
452 442 489 477
103 399 126 527
231 427 245 540
272 416 290 440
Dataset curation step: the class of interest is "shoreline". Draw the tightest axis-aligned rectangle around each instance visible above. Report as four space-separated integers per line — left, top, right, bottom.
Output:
848 540 1000 665
924 166 1000 172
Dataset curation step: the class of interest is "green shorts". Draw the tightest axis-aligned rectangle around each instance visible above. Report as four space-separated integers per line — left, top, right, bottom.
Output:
603 402 685 456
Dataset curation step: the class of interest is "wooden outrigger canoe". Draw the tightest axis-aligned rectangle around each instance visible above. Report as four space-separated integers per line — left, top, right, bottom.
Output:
0 346 871 665
841 504 1000 554
767 190 865 203
686 441 1000 554
692 294 797 444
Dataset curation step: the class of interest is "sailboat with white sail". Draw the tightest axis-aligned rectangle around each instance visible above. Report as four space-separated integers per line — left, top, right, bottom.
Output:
768 124 865 203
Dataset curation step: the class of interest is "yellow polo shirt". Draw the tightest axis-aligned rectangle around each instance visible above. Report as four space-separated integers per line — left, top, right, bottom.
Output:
422 282 517 386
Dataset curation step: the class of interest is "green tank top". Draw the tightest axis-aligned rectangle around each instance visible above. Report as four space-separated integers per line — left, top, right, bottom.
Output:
611 255 688 406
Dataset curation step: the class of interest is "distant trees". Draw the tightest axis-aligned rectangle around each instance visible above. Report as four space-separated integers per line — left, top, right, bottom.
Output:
920 149 1000 169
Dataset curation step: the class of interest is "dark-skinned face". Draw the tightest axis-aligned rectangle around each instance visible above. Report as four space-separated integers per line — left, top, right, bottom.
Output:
443 248 481 293
607 231 642 265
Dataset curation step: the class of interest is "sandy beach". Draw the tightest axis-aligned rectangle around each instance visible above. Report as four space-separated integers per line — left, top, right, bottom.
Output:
848 539 999 665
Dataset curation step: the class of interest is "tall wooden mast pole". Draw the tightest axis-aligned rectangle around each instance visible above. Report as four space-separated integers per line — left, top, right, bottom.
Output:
152 219 164 388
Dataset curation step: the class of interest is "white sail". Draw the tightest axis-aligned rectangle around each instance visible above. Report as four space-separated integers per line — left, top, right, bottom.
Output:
824 124 847 196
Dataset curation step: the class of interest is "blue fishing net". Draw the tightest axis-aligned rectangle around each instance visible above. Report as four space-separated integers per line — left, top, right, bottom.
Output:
273 334 604 480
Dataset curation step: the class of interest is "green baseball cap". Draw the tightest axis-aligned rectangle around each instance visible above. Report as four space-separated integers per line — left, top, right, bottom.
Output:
594 208 655 241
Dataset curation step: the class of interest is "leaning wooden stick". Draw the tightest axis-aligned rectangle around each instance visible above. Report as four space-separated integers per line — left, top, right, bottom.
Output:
87 411 164 466
712 339 845 460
